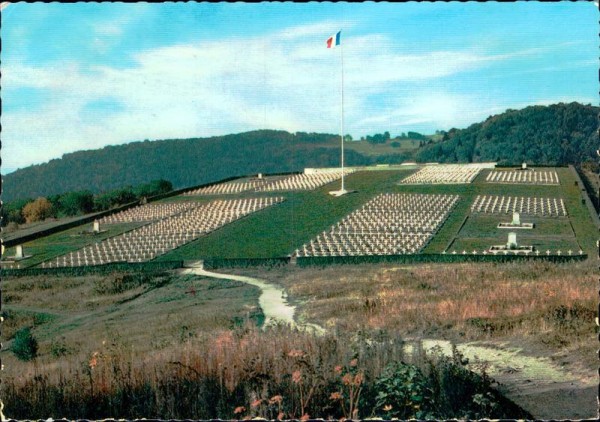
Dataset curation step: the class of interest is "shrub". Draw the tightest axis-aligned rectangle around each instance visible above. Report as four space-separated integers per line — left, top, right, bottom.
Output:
22 197 53 223
374 361 435 419
12 327 38 361
50 337 69 357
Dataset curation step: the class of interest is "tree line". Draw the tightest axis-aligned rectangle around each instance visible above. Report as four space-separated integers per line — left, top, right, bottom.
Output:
416 102 598 165
2 102 596 203
1 179 172 229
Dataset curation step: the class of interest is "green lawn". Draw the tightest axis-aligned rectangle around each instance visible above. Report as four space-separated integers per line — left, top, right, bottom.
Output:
458 215 573 238
156 170 412 260
344 139 421 156
447 237 581 254
4 166 596 265
1 223 145 269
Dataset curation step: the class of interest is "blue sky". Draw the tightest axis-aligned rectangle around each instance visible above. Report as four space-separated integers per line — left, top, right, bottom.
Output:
2 2 597 173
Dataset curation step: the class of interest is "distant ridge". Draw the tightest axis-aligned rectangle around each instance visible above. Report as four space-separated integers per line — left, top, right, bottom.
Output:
416 102 598 165
2 102 597 202
1 130 375 202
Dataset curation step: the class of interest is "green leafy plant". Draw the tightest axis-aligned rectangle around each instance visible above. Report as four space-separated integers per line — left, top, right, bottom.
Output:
374 361 435 419
12 327 39 361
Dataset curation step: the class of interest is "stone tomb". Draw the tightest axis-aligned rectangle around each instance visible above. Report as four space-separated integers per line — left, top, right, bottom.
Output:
497 212 534 229
79 220 108 236
1 244 33 262
489 232 534 253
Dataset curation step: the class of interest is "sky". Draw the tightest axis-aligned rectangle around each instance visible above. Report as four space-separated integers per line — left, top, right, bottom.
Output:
2 2 598 174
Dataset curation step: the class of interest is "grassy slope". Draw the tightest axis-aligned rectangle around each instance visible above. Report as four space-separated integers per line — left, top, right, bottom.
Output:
5 166 596 266
2 272 262 369
344 138 421 156
157 170 413 260
2 223 145 268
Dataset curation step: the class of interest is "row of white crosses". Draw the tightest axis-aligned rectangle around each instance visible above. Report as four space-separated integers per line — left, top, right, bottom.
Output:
256 170 355 192
185 170 356 196
400 164 485 184
98 202 199 224
41 197 284 268
471 195 567 217
184 179 269 196
486 170 560 185
294 193 459 257
445 249 584 256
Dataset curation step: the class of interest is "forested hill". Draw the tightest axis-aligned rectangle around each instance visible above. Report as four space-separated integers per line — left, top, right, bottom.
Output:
2 131 386 202
416 102 598 165
3 102 597 202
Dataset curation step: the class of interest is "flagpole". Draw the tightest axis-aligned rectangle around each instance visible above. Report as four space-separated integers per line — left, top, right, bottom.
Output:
340 31 345 192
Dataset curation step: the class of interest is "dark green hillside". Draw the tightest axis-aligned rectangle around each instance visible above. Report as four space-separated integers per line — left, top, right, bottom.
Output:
417 102 598 165
2 131 377 202
4 102 597 202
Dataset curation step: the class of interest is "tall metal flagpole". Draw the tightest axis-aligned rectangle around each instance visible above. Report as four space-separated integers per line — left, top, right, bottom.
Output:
340 31 345 192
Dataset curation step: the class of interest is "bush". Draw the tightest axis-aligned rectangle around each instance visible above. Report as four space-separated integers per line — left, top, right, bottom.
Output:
22 197 54 223
12 327 38 361
50 337 69 357
374 361 435 419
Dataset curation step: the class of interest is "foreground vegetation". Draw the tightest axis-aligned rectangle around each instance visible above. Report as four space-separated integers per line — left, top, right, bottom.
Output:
3 257 594 418
3 321 526 419
266 261 596 358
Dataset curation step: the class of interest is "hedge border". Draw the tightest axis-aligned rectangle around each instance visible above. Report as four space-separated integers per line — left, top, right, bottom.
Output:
295 253 587 267
0 260 184 278
202 257 291 270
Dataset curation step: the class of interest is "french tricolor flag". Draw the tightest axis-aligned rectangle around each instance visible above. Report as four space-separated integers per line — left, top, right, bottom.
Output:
326 31 341 48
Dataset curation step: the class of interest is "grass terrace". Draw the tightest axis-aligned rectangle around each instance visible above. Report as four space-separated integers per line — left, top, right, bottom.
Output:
157 170 413 260
447 214 581 254
2 166 596 269
1 223 145 269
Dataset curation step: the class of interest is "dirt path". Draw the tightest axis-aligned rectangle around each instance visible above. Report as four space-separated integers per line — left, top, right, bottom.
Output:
182 263 324 334
405 338 596 419
181 262 594 418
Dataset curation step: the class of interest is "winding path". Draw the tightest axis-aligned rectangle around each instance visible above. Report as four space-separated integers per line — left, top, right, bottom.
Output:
180 262 593 418
181 262 324 334
403 338 595 419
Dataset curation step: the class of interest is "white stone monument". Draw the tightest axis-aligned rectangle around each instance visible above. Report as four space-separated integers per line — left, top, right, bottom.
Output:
258 173 263 179
93 220 100 233
507 232 517 249
15 245 24 259
522 162 527 170
512 212 520 226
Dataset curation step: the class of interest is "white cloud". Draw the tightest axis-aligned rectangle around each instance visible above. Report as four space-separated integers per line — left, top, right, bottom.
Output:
2 25 586 171
93 21 125 37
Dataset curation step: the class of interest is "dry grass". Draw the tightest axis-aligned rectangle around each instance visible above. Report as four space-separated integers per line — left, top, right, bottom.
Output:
3 322 527 419
252 260 597 367
1 271 264 375
3 259 594 418
3 323 408 419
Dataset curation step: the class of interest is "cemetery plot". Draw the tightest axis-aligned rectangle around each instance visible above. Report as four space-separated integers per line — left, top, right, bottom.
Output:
256 170 355 192
486 170 560 185
41 197 284 267
471 195 567 217
399 164 486 184
445 211 581 256
98 202 200 224
294 193 459 257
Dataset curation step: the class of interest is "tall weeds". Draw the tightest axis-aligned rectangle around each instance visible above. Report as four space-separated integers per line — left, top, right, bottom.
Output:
2 323 528 419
